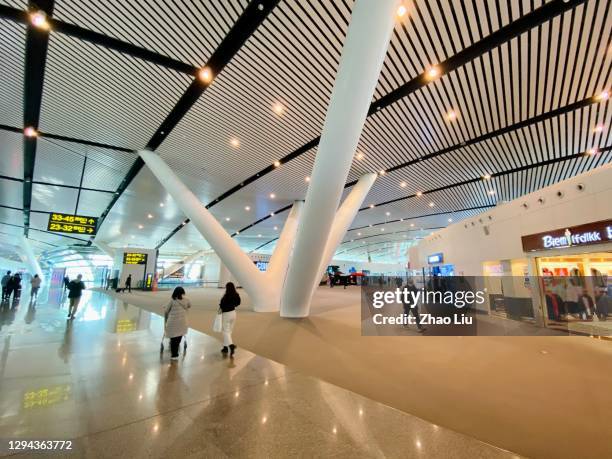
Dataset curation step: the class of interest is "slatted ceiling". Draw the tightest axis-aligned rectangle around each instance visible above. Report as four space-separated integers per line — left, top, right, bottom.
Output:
0 222 22 237
28 228 88 246
33 139 84 186
75 190 113 216
31 183 77 214
0 18 24 127
81 148 137 190
0 131 23 178
0 206 21 225
39 33 192 150
0 179 22 208
53 0 248 67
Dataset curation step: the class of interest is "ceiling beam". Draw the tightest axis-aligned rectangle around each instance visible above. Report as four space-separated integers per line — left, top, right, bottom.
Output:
94 0 280 243
22 0 55 238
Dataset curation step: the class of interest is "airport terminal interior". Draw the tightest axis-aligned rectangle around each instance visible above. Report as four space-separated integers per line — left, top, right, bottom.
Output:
1 0 612 458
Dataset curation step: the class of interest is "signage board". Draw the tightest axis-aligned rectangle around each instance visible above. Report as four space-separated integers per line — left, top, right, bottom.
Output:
427 253 444 264
521 219 612 252
123 253 148 265
47 212 98 235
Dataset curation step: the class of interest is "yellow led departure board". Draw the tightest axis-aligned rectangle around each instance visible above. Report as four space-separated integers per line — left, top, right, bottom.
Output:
47 213 98 235
123 252 148 265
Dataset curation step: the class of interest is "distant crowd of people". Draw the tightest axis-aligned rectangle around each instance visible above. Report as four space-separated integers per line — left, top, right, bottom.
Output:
1 271 42 302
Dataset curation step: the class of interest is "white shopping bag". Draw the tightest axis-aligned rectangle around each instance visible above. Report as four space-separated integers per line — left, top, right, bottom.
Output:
213 312 223 333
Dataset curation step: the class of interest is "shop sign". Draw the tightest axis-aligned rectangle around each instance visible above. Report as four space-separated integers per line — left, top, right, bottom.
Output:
47 212 98 235
521 219 612 252
427 253 444 264
123 253 148 265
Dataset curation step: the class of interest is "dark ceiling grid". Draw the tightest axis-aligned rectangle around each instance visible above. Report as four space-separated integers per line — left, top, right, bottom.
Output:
22 0 55 238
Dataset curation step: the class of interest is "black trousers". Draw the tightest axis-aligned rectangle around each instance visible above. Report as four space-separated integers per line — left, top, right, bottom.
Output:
170 336 182 357
1 287 6 299
403 304 423 329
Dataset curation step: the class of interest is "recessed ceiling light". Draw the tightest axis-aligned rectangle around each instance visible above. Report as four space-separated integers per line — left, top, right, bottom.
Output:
270 212 275 216
588 148 598 155
416 191 423 197
400 181 407 188
448 218 453 222
230 138 240 148
410 223 415 227
357 232 361 236
138 224 144 229
396 4 407 17
24 126 38 137
381 228 385 232
147 214 153 219
488 189 496 195
30 10 49 30
269 193 275 199
446 109 457 121
272 102 285 116
596 90 609 101
400 218 404 221
159 202 164 208
245 206 250 211
429 202 435 207
385 211 390 216
273 226 278 230
225 217 230 221
483 174 492 180
273 160 281 167
305 176 310 182
378 170 386 176
369 204 375 208
426 65 440 80
257 234 262 238
593 124 604 133
356 152 365 160
198 67 213 83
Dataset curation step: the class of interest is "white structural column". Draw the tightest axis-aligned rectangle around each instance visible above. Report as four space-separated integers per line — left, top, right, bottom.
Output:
317 173 377 279
92 239 117 259
281 0 398 318
21 236 44 280
266 201 303 280
163 250 207 279
139 150 272 309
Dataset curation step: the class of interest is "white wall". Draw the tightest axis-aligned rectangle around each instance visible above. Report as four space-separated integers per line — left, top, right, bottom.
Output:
409 163 612 275
114 248 158 287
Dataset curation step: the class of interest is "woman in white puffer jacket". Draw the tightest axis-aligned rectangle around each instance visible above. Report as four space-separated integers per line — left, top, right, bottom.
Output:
164 286 191 360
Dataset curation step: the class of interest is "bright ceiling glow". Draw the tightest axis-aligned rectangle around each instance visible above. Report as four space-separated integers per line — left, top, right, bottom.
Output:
369 204 375 208
396 4 407 18
272 102 285 116
378 170 386 176
588 148 599 155
356 152 365 160
426 65 440 80
593 124 604 133
147 214 153 219
245 206 250 211
428 202 435 207
273 160 281 167
597 90 609 101
448 218 453 222
225 217 230 221
385 211 390 216
446 109 457 121
305 176 310 182
198 67 213 83
273 226 278 230
488 189 496 195
24 126 38 137
159 202 164 207
269 193 275 199
400 181 407 187
416 191 423 197
230 138 240 148
138 224 144 229
483 173 492 180
30 11 49 30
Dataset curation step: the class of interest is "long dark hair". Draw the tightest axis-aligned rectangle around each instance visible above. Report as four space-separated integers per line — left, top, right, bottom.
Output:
172 286 185 300
223 282 239 299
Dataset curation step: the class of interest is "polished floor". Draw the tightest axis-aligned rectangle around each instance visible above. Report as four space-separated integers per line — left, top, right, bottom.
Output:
106 285 612 459
0 287 515 458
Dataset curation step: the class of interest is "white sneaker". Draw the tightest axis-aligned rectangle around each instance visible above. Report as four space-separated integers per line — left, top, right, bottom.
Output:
170 356 179 361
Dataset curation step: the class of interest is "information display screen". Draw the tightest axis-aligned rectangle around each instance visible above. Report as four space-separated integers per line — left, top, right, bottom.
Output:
47 212 98 235
123 253 148 265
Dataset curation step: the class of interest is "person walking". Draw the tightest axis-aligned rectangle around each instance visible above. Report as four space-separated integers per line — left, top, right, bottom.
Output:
219 282 240 357
125 274 132 293
63 275 70 293
1 271 10 301
402 278 426 333
11 274 22 301
30 274 41 300
67 274 85 319
163 287 191 361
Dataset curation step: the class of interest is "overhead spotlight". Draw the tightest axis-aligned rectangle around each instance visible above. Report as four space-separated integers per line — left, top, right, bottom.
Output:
593 124 604 133
378 170 386 176
400 181 407 188
269 193 275 199
357 232 362 236
416 191 423 197
230 138 240 148
588 148 599 155
448 218 453 222
272 102 285 116
425 65 440 80
147 214 153 219
410 223 415 227
257 234 262 238
356 152 365 161
396 4 407 18
400 218 404 221
198 66 213 83
24 126 38 137
138 224 144 229
30 10 49 30
428 202 435 207
385 211 390 216
245 206 251 211
596 90 609 101
445 109 457 121
159 202 165 208
483 173 492 180
270 212 275 216
225 217 230 221
381 228 385 232
488 189 496 195
369 204 375 208
273 160 281 168
273 226 278 230
305 176 310 182
236 231 240 235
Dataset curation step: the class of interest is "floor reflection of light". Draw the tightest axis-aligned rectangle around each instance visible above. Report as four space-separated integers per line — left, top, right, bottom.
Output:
139 393 143 401
261 416 267 424
359 408 363 417
234 391 240 398
129 373 134 381
415 439 422 449
264 380 269 386
152 423 159 433
332 426 337 435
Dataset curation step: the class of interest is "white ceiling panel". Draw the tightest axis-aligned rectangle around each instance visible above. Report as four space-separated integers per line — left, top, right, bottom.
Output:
0 18 25 127
0 130 23 178
0 178 22 208
30 183 78 214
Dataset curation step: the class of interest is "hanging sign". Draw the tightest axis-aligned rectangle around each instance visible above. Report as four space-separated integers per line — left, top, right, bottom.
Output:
47 212 98 235
123 253 148 265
